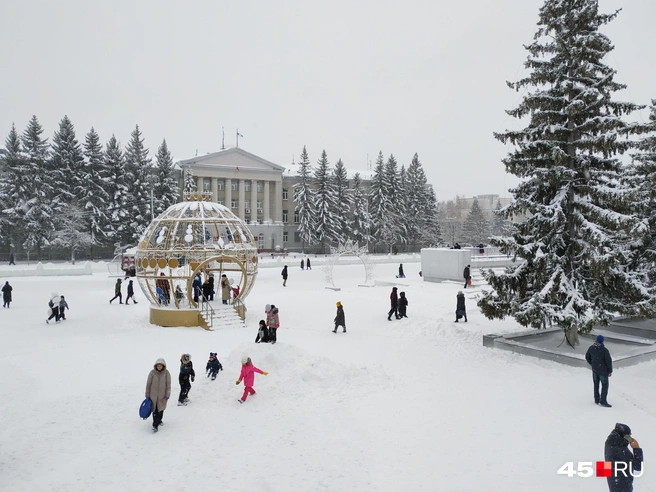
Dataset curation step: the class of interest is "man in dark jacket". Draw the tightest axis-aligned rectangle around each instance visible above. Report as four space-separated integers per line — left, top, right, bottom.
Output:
2 281 12 308
463 264 471 289
388 287 399 320
585 334 613 407
604 423 643 492
398 292 408 318
109 279 123 304
333 301 346 333
455 291 467 322
126 279 138 305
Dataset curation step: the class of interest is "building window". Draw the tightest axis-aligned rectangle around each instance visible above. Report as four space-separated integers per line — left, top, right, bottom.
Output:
245 181 251 192
217 180 224 190
294 210 299 223
231 199 238 208
258 233 265 249
294 232 301 242
203 178 211 191
217 200 224 206
257 200 263 209
231 182 238 191
282 210 288 223
282 188 288 200
283 231 288 243
257 182 263 193
245 200 251 209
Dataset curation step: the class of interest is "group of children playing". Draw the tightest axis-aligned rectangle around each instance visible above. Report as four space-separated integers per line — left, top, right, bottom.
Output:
46 294 69 324
144 351 268 432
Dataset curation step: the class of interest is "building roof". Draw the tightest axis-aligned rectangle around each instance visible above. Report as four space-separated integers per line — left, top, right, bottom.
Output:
282 164 374 181
175 147 286 173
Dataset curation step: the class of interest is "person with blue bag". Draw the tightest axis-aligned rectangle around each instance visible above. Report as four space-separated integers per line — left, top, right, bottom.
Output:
145 358 171 433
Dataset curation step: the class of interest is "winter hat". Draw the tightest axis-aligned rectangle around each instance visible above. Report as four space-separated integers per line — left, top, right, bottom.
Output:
596 335 605 343
241 356 251 365
154 358 166 369
614 423 632 438
336 301 342 307
60 295 65 299
265 304 271 311
209 352 216 358
182 353 191 362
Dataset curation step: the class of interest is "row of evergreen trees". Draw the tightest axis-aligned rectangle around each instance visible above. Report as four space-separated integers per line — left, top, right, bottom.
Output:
439 198 513 247
0 116 178 261
294 146 441 252
479 0 656 337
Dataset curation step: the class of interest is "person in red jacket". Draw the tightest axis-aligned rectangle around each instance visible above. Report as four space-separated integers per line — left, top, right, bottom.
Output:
236 356 268 403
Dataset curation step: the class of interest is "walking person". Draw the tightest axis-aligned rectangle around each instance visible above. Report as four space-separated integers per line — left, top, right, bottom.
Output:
109 279 123 304
585 335 613 407
192 274 202 303
455 291 467 322
604 423 643 492
300 259 305 270
202 277 212 303
2 281 12 308
398 264 405 278
46 292 60 324
398 292 408 318
177 354 195 406
8 252 15 265
145 358 171 433
387 287 399 321
125 279 138 305
236 356 268 404
205 352 223 380
221 274 231 305
58 295 69 320
208 273 215 301
463 264 471 289
281 265 288 287
333 301 346 333
306 258 311 270
266 304 280 344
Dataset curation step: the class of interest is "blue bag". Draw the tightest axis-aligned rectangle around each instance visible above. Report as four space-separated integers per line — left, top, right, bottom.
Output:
139 398 153 419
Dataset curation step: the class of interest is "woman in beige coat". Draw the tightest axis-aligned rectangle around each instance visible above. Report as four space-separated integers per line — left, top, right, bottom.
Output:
145 358 171 432
221 274 231 305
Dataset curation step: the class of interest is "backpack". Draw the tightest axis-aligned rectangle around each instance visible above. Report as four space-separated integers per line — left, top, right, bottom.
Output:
48 299 54 308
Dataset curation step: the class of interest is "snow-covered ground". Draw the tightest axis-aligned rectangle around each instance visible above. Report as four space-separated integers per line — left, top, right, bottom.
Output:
0 262 653 491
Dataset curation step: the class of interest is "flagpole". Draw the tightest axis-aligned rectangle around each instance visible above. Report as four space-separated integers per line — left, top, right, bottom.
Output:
221 127 225 150
236 128 239 148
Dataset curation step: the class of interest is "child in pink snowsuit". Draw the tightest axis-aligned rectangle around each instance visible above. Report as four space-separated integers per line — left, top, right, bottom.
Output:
236 356 268 403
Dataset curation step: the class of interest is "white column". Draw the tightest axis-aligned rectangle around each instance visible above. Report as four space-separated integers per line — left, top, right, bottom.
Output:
263 181 271 222
225 178 232 210
250 180 257 222
196 176 203 193
238 179 245 219
211 178 218 202
274 179 283 223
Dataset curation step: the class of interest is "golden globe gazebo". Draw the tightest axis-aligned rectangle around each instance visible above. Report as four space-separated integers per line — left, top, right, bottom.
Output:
135 191 258 328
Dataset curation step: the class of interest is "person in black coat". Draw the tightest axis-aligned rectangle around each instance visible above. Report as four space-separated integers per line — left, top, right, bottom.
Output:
604 423 643 492
585 334 613 407
333 301 346 333
192 274 202 303
281 265 288 287
398 264 405 278
208 273 215 301
387 287 399 320
202 278 212 303
8 252 15 265
455 291 467 322
463 264 471 289
398 292 408 318
300 259 305 270
178 354 195 405
255 319 269 343
205 352 223 380
125 279 138 305
2 281 12 308
306 258 311 270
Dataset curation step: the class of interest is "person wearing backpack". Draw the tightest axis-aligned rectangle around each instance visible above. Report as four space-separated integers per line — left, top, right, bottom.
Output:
46 293 60 324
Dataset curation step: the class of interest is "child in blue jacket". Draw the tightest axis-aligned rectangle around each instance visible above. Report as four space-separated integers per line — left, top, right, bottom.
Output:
206 352 223 381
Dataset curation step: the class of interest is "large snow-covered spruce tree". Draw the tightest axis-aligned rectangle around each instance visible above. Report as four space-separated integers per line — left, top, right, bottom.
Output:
21 116 54 260
124 125 152 242
104 135 130 250
153 139 178 214
350 172 371 245
80 127 110 251
479 0 652 342
461 198 489 245
50 115 84 207
313 150 339 252
368 151 388 250
331 158 353 243
0 124 29 247
293 146 317 252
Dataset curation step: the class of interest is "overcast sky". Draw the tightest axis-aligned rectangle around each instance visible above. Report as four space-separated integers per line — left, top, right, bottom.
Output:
1 0 654 201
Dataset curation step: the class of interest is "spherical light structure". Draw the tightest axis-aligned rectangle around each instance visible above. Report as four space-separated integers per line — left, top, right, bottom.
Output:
135 192 258 326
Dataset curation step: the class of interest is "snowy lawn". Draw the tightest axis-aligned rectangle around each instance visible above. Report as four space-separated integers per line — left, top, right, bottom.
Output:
0 262 653 491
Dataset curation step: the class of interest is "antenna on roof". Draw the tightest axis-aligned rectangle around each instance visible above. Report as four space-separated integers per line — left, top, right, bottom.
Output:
291 154 295 165
221 127 225 150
